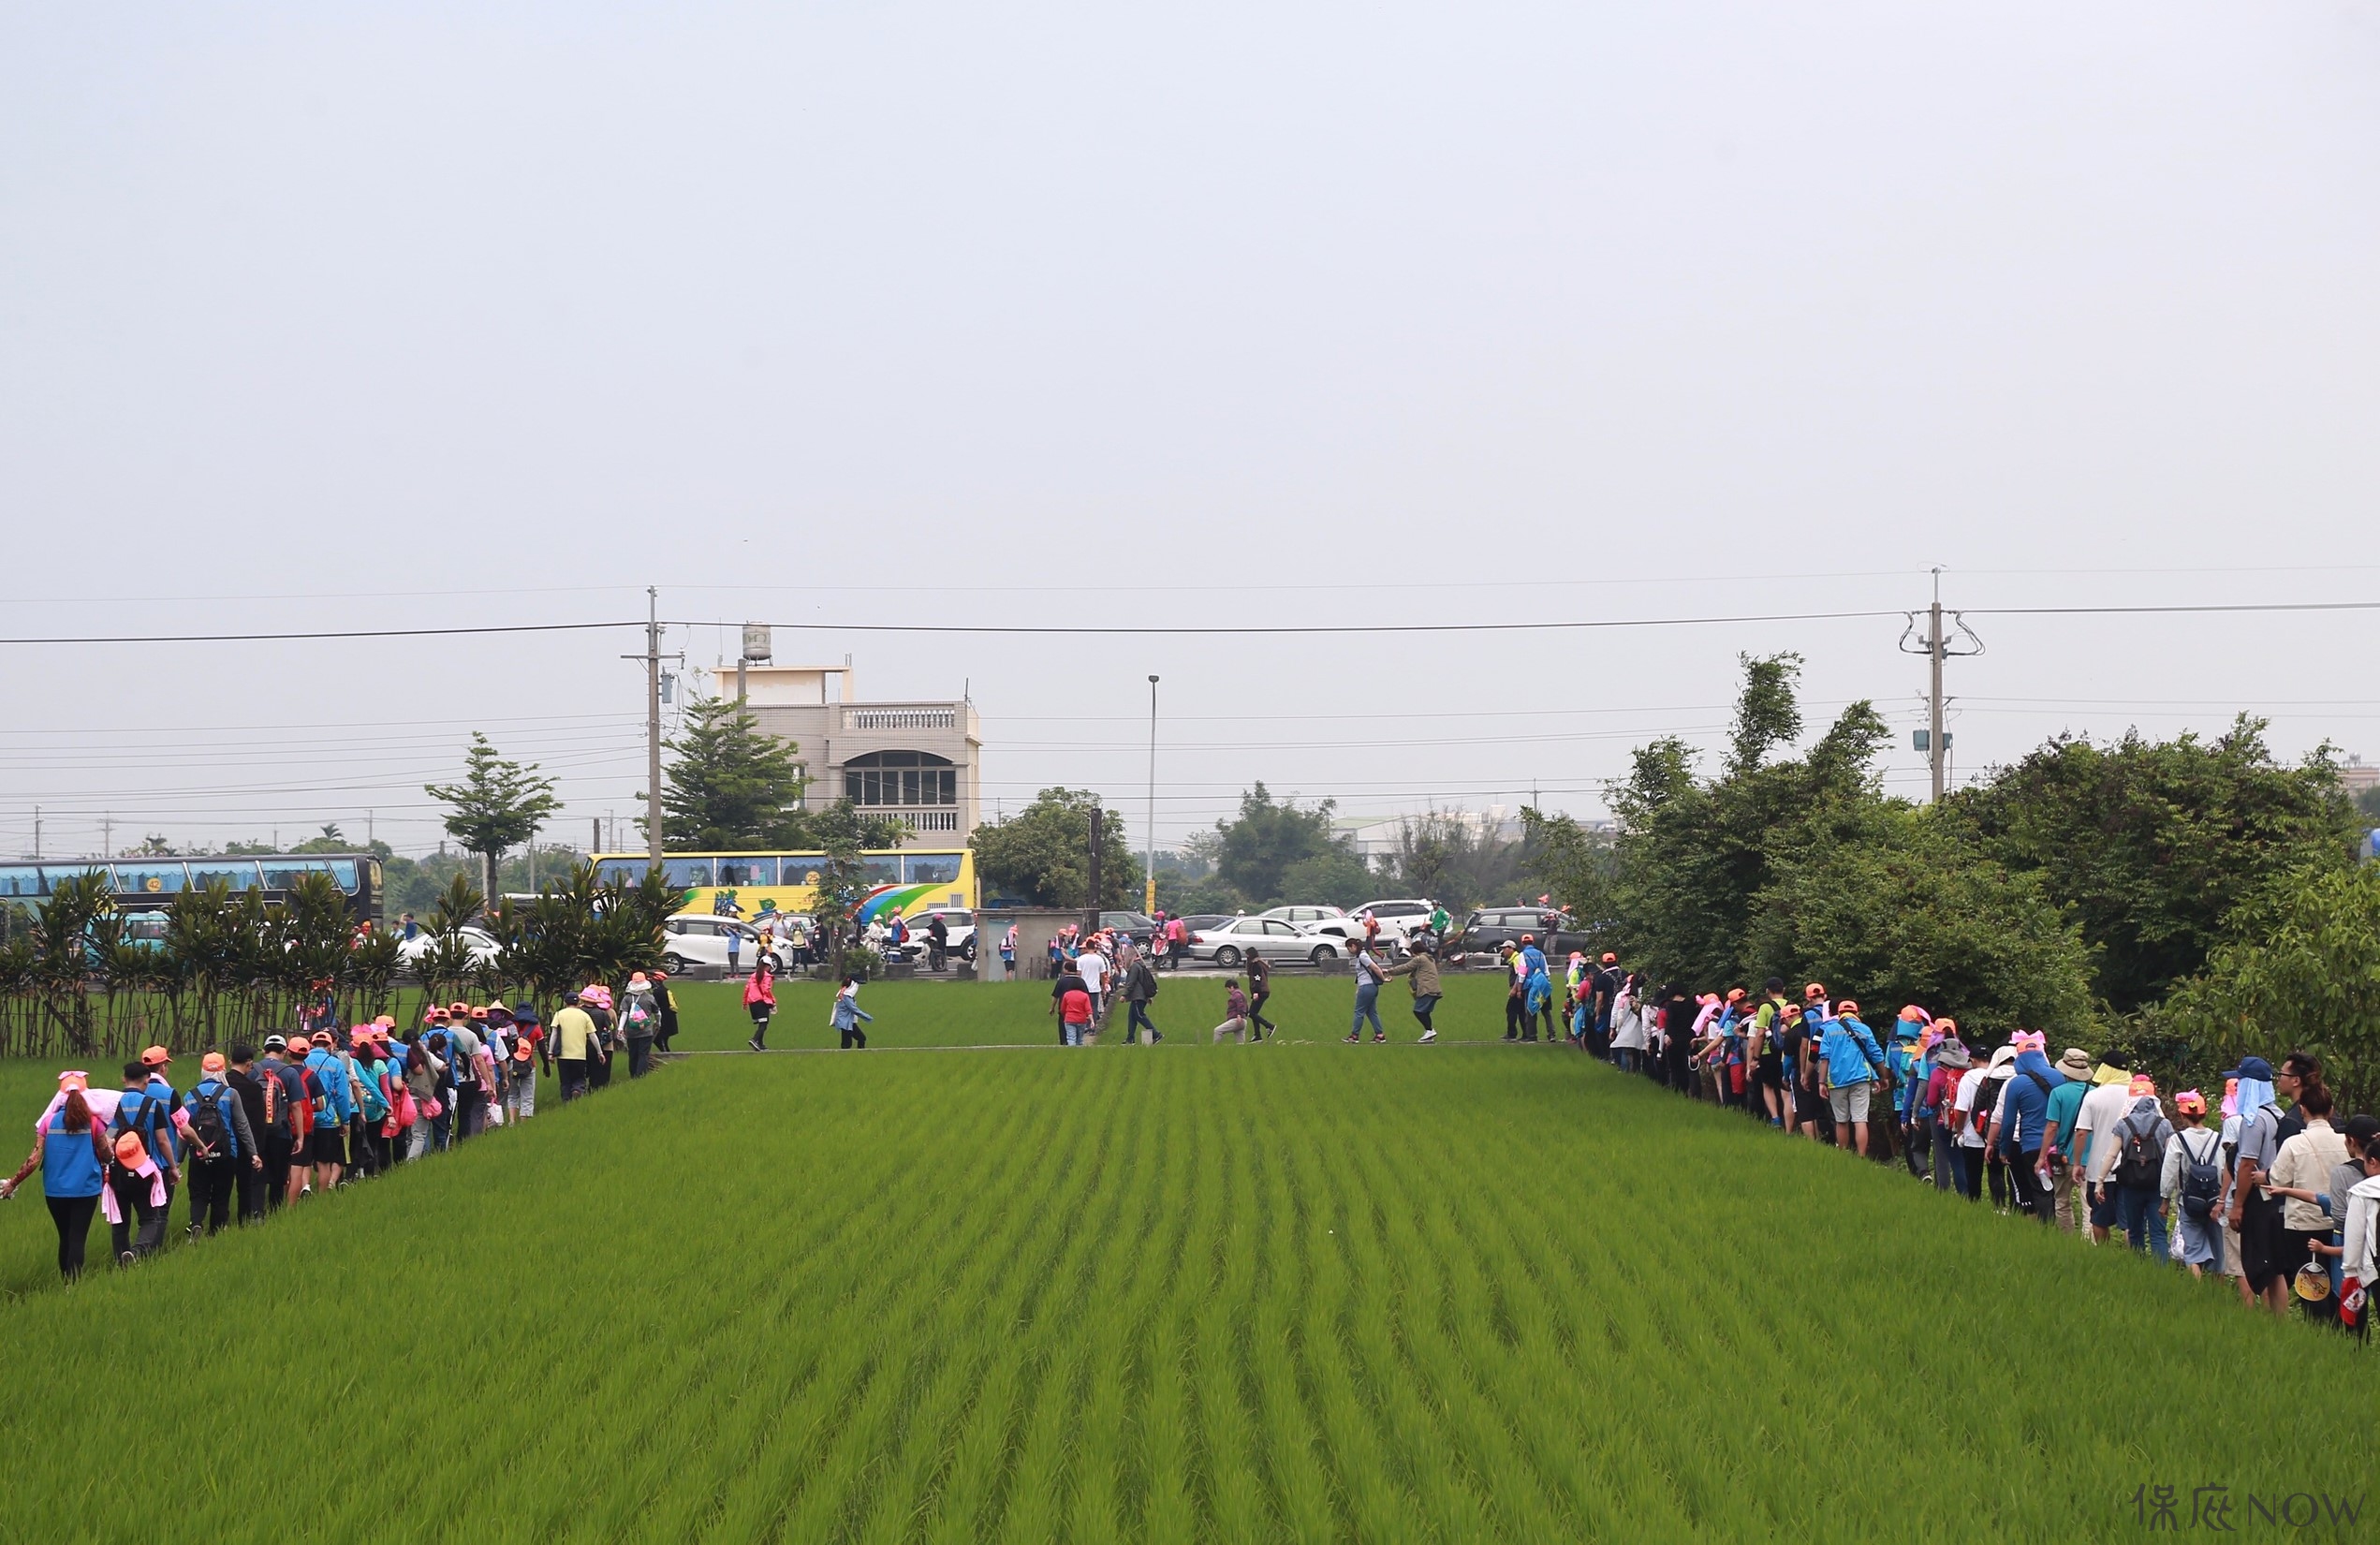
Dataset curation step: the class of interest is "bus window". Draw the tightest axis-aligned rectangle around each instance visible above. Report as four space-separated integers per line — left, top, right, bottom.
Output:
259 860 319 891
593 859 647 888
859 857 901 887
42 865 110 893
188 861 262 892
111 862 188 897
322 860 360 890
716 858 776 886
0 864 46 898
660 858 715 889
903 854 962 885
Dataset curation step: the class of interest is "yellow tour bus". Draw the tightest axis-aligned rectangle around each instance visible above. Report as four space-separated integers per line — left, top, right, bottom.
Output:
590 849 977 927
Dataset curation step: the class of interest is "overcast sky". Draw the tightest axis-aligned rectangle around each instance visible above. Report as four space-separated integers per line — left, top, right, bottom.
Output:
3 2 2375 860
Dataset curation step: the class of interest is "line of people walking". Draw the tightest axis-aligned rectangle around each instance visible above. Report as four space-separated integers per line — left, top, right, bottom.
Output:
3 978 677 1283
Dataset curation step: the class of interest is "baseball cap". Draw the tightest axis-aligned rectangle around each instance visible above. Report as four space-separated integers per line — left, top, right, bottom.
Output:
200 1052 227 1074
114 1132 149 1168
1600 952 1617 964
1803 983 1827 1001
2221 1055 2273 1082
139 1045 172 1067
1835 999 1858 1016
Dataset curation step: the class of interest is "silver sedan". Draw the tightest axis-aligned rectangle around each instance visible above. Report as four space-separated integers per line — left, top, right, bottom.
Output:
1188 915 1344 967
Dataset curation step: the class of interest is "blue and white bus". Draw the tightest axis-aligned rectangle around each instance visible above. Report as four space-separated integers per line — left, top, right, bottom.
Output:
0 853 386 922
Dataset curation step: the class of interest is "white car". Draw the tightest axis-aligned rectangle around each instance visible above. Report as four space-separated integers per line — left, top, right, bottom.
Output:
1352 899 1438 945
395 925 501 973
661 913 795 974
1190 915 1345 967
910 908 977 962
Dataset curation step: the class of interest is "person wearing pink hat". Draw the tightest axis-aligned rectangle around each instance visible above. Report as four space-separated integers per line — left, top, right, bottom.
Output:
2 1072 114 1280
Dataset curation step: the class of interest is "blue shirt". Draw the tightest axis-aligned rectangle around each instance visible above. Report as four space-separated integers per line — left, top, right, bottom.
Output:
1998 1059 2066 1155
188 1078 243 1160
2046 1079 2088 1153
1819 1015 1886 1087
115 1082 181 1166
303 1049 354 1124
42 1109 106 1199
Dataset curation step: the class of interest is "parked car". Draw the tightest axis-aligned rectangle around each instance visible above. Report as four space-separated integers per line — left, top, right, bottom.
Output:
1098 911 1159 948
1189 915 1344 967
396 925 502 975
1352 898 1437 944
660 913 795 974
911 907 978 962
1170 914 1235 937
1261 905 1347 929
1449 906 1594 964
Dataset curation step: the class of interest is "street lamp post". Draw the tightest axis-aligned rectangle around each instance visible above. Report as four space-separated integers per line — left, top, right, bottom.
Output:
1145 675 1160 914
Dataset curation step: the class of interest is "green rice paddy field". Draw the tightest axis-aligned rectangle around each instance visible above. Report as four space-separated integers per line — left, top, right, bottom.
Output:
0 978 2361 1541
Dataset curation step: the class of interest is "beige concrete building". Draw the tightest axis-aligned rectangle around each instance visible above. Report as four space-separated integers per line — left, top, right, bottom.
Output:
728 665 982 847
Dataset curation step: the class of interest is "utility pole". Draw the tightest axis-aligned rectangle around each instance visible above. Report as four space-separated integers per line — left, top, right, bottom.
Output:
592 816 602 853
1900 567 1985 803
32 805 40 860
1145 676 1159 914
647 588 664 867
101 813 112 861
1087 804 1104 938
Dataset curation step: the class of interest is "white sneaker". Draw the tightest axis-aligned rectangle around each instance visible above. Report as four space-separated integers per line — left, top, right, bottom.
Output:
1418 1029 1437 1043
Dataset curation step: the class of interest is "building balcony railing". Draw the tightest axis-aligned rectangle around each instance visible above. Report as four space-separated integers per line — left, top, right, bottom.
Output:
844 707 958 731
887 808 962 833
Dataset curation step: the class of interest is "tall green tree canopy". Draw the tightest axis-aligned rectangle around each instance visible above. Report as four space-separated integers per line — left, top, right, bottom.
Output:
1943 718 2358 1012
1213 784 1352 908
660 697 813 849
425 732 560 896
971 789 1139 908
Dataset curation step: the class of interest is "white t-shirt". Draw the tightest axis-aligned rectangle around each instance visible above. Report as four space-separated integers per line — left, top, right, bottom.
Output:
1954 1068 1991 1148
2073 1082 2136 1184
1078 952 1109 994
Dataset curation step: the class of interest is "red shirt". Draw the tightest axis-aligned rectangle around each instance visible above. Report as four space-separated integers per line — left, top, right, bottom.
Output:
1060 989 1093 1023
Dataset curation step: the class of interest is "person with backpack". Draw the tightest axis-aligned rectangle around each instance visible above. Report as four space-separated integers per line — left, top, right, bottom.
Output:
301 1031 353 1193
832 976 874 1049
109 1055 183 1227
182 1052 257 1240
1122 951 1162 1044
1948 1047 2004 1202
1816 1001 1888 1156
403 1039 444 1159
2161 1089 2226 1278
1381 943 1442 1043
1924 1037 1972 1193
102 1126 170 1266
505 1004 542 1120
1243 951 1276 1039
650 975 679 1054
2071 1058 2138 1243
1 1071 114 1280
2106 1080 2174 1258
550 995 599 1101
260 1036 309 1207
623 974 658 1077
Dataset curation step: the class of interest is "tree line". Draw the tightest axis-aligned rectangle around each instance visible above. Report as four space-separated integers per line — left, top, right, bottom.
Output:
1522 653 2374 1108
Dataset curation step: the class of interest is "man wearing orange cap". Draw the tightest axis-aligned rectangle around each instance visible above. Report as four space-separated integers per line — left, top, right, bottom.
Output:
183 1051 258 1240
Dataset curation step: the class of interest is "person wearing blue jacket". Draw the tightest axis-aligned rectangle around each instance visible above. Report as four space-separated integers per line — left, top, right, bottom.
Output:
831 977 874 1050
1888 1009 1932 1180
112 1053 184 1220
302 1034 354 1191
1818 1001 1888 1156
183 1052 258 1240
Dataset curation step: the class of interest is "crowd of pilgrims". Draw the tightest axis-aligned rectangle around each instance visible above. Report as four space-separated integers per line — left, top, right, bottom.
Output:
4 975 679 1278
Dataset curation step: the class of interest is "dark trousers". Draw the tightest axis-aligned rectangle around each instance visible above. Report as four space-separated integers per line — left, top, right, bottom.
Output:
590 1051 612 1090
749 1005 771 1048
1950 1145 1985 1200
1410 993 1439 1035
656 1012 678 1052
1586 1011 1611 1058
627 1037 654 1078
1931 1122 1957 1192
260 1130 292 1211
238 1155 269 1221
188 1156 239 1235
1505 996 1526 1039
559 1060 590 1102
1127 1001 1157 1041
2005 1152 2051 1223
458 1088 486 1138
840 1024 868 1049
109 1175 165 1259
1247 991 1274 1035
1904 1118 1933 1180
47 1194 97 1280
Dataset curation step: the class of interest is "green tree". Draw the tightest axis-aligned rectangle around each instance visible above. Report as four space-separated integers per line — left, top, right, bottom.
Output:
1741 802 2096 1040
1394 808 1531 913
1212 784 1347 908
1945 718 2359 1012
2167 862 2380 1113
971 789 1138 908
425 733 562 900
1519 808 1615 927
1279 849 1376 909
659 697 813 849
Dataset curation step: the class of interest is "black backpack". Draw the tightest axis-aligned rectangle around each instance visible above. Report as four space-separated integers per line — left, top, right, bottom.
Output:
2178 1128 2225 1218
2113 1112 2164 1190
111 1087 174 1169
186 1082 234 1160
1972 1075 2007 1139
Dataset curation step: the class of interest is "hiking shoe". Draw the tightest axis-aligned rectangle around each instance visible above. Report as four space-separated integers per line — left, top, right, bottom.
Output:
1374 1032 1387 1042
1418 1029 1437 1043
1344 1033 1360 1043
119 1250 137 1267
747 1038 763 1052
